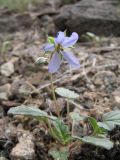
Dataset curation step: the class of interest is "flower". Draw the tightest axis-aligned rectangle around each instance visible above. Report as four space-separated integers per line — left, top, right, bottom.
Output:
43 31 80 73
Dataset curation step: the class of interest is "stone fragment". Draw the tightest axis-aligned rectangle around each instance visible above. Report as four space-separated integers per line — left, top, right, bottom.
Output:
0 83 11 101
112 87 120 106
93 71 116 86
0 93 8 101
1 62 14 77
0 157 8 160
10 131 35 160
54 0 120 36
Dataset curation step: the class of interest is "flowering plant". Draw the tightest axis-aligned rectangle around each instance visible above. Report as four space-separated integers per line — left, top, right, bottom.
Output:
8 30 117 160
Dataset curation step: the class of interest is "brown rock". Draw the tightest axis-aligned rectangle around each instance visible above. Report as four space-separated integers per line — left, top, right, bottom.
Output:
10 131 35 160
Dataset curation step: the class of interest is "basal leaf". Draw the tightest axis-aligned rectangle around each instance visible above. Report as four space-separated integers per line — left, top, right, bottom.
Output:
49 147 69 160
69 112 86 122
73 136 113 150
55 87 79 99
88 117 105 134
97 122 114 131
51 119 71 145
101 110 120 130
8 105 54 120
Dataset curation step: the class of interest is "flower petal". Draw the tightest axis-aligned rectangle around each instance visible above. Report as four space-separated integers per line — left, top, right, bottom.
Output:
48 53 62 73
62 32 79 47
43 44 55 52
55 31 66 44
61 51 80 67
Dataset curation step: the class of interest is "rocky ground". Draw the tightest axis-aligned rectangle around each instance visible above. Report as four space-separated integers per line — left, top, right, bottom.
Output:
0 0 120 160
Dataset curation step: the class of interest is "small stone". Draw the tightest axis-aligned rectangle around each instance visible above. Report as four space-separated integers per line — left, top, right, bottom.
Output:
0 157 8 160
18 83 33 98
10 131 35 160
93 71 116 86
0 83 11 95
0 93 8 101
1 62 14 77
113 87 120 105
5 124 17 140
0 83 11 101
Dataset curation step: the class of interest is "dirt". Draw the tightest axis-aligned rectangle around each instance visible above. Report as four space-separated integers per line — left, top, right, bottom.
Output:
0 1 120 160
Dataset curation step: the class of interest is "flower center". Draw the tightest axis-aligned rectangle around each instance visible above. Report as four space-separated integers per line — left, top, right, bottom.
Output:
56 44 63 53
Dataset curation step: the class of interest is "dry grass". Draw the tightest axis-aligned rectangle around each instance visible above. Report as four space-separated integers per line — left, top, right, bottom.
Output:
0 0 42 11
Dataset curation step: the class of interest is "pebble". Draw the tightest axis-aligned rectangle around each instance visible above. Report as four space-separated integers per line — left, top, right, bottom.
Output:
0 62 15 77
0 93 8 101
93 71 116 86
112 87 120 107
10 131 35 160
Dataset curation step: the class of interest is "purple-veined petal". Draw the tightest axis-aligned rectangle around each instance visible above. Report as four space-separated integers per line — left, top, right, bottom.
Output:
43 44 55 52
61 51 80 68
55 31 66 44
62 32 79 47
48 53 62 73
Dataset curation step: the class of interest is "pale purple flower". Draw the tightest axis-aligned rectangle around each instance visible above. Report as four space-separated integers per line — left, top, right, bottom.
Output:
43 31 80 73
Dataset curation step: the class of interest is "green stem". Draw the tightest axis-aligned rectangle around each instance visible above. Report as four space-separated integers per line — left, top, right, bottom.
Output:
50 74 60 118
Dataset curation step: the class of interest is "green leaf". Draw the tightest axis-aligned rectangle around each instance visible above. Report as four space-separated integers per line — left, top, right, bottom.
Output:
48 36 55 44
51 119 71 145
101 110 120 130
88 117 105 134
55 87 79 99
73 136 113 150
69 112 86 122
49 147 69 160
8 105 55 120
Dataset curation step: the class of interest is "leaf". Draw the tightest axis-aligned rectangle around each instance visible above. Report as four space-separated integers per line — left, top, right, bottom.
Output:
51 119 71 145
97 122 114 131
69 112 86 122
88 117 105 134
49 147 69 160
8 105 55 120
35 57 47 65
48 36 55 44
55 87 79 99
101 110 120 130
73 136 113 150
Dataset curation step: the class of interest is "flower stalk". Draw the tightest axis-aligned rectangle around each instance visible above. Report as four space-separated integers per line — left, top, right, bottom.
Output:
50 73 60 118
